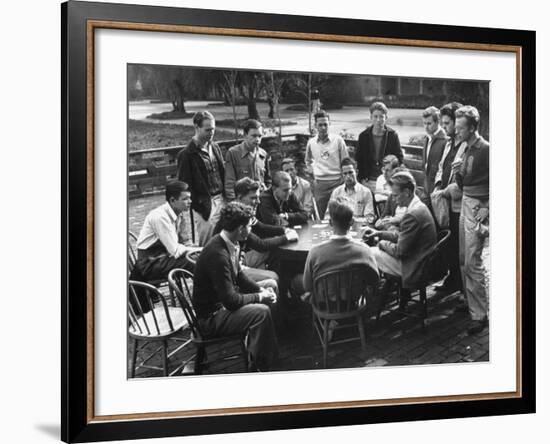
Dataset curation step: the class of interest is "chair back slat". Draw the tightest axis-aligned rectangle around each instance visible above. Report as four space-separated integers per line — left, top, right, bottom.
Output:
128 231 138 273
168 269 204 340
312 265 374 316
128 280 179 337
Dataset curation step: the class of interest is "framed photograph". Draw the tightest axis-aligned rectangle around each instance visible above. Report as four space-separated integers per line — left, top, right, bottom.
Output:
62 0 535 442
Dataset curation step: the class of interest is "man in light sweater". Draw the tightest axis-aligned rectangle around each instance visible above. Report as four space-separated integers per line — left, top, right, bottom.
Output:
453 105 490 335
305 110 350 218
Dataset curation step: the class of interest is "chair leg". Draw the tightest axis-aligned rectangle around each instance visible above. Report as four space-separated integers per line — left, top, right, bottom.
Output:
130 338 138 378
357 314 367 356
376 279 392 322
162 340 169 376
195 346 206 375
322 319 329 369
239 340 249 371
420 287 428 330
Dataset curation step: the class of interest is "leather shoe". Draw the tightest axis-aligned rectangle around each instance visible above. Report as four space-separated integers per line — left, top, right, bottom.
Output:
467 317 488 335
434 282 461 294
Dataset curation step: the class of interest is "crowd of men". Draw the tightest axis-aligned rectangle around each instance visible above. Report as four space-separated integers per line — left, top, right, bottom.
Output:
130 102 490 371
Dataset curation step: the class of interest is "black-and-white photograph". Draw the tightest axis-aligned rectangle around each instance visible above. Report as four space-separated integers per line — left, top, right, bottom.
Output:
127 64 490 377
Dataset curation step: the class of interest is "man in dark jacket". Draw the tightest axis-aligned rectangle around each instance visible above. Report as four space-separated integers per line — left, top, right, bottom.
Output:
364 172 437 294
257 171 308 227
192 202 279 371
422 106 448 196
356 102 403 192
177 111 225 246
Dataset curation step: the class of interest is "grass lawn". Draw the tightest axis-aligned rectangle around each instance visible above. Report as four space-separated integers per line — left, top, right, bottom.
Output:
128 119 238 151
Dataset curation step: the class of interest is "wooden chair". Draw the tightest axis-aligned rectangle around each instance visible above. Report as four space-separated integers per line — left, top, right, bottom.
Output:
168 268 249 375
311 265 376 368
311 198 321 221
128 280 193 377
184 248 202 267
376 229 451 330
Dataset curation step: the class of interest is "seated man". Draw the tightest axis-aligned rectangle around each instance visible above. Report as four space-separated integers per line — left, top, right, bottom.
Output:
213 177 298 284
281 157 314 218
325 158 375 223
257 171 308 227
364 172 437 298
302 198 379 299
192 202 279 371
374 166 409 232
131 180 194 284
375 154 400 204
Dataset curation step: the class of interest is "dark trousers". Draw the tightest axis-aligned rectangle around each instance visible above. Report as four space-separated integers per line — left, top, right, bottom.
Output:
130 247 193 312
445 211 462 288
199 304 279 370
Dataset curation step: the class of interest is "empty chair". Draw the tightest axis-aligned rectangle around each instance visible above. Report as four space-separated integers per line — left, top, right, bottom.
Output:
311 265 376 368
128 280 192 377
168 268 249 375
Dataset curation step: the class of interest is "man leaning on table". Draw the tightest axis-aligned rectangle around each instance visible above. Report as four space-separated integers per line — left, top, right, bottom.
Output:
324 157 375 222
364 171 437 307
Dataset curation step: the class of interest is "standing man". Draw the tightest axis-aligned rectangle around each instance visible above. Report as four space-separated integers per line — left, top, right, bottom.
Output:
325 158 375 223
192 202 279 371
356 102 403 192
432 102 465 294
421 106 447 196
257 171 308 227
177 111 225 246
281 157 314 218
131 181 194 284
224 119 271 200
305 111 350 218
453 105 490 335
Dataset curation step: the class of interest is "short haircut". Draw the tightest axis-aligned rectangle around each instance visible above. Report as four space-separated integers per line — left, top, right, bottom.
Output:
455 105 481 130
314 110 330 122
165 180 189 201
272 171 291 188
389 171 416 193
234 177 260 199
281 157 296 169
382 154 400 169
243 119 262 134
328 198 354 231
340 157 357 169
422 106 440 123
219 202 254 232
192 111 215 127
440 102 464 123
369 101 388 115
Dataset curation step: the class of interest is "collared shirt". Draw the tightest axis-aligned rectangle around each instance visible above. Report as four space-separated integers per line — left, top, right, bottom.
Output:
196 140 223 196
224 142 270 199
326 182 375 219
220 231 241 275
329 233 353 240
136 202 188 258
292 176 314 216
305 133 349 181
375 174 391 202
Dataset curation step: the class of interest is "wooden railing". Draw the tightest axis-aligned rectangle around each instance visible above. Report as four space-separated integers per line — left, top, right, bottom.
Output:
129 133 424 197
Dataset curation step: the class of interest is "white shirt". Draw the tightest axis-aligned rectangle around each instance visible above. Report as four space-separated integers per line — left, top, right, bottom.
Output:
305 134 349 181
136 202 188 258
325 182 375 219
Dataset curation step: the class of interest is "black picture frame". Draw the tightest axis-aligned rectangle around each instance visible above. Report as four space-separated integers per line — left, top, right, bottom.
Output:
61 1 536 442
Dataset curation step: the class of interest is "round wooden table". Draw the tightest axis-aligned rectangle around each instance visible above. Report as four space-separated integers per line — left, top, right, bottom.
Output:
276 219 370 309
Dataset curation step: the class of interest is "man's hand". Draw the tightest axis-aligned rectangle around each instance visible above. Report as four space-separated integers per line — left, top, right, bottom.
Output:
259 287 277 305
451 157 463 175
362 227 380 241
475 207 489 223
285 229 299 242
